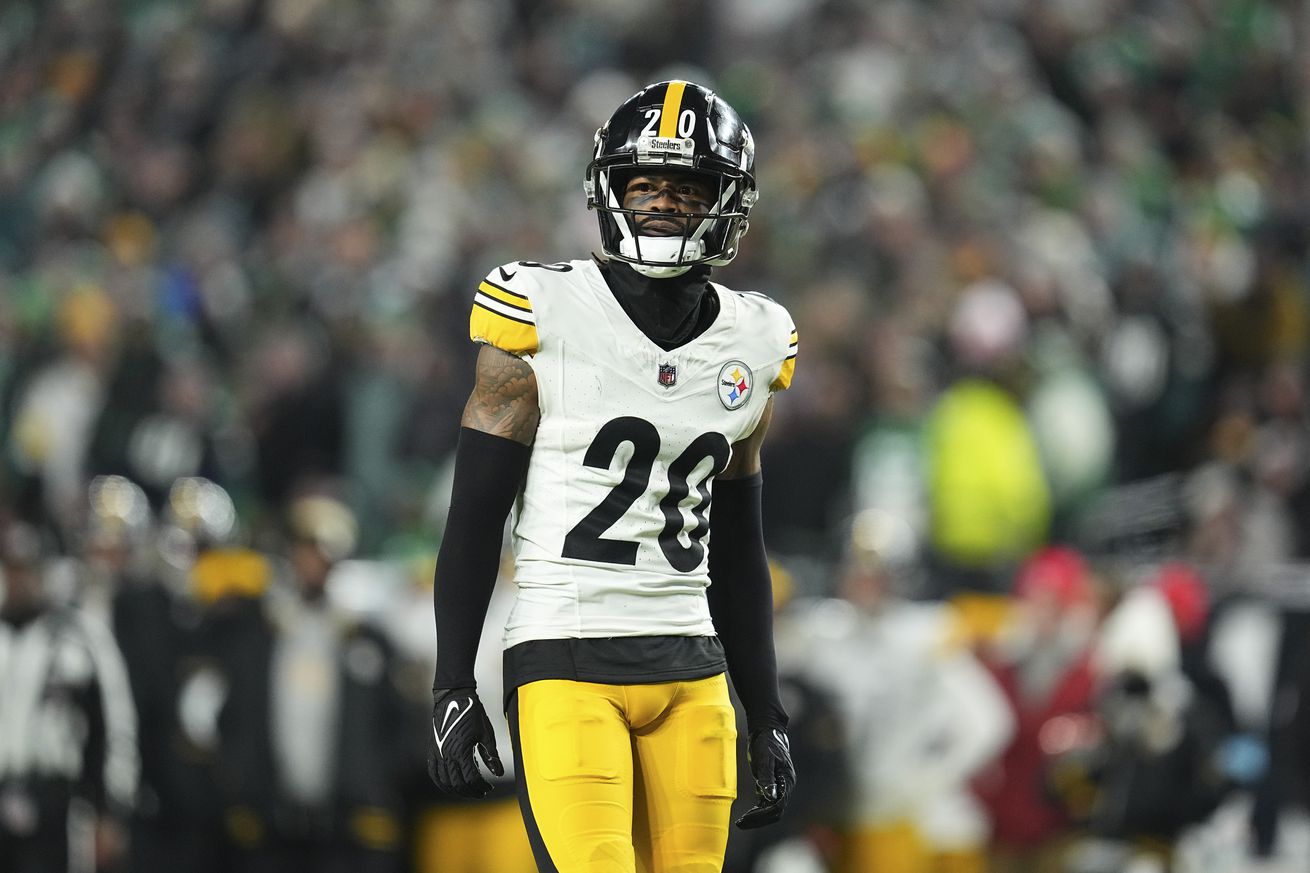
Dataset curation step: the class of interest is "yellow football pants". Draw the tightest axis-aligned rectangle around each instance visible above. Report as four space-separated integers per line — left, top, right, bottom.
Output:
414 796 537 873
509 675 737 873
836 820 987 873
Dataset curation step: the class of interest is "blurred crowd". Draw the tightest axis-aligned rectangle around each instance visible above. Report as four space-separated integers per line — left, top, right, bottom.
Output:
3 0 1310 870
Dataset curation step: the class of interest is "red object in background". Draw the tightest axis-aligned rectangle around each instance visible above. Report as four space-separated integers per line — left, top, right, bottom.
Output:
1012 545 1093 608
1152 562 1210 645
975 651 1097 848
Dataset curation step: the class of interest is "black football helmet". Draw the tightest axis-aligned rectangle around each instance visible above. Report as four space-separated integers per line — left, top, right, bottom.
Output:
584 80 757 277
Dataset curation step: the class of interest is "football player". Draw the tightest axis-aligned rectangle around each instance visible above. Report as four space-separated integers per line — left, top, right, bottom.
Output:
426 80 798 872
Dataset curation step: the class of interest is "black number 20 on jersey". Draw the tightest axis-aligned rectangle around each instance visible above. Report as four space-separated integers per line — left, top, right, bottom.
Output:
562 417 731 572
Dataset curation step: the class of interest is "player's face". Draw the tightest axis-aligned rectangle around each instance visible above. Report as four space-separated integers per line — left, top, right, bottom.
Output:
622 171 715 236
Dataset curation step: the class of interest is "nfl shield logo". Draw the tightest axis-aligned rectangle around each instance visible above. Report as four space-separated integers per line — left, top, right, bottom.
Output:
658 362 677 388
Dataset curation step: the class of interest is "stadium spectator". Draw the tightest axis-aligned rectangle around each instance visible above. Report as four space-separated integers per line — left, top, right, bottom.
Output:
976 546 1101 873
80 476 232 873
0 517 138 873
777 510 1013 873
216 495 408 873
924 280 1052 596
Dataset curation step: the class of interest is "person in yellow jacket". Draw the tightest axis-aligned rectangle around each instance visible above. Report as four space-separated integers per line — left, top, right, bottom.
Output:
924 280 1051 605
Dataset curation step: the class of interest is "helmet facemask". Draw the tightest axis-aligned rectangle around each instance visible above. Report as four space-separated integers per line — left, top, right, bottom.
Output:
585 126 757 278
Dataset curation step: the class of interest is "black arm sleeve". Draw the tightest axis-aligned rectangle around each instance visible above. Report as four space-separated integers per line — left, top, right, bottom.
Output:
706 472 789 731
432 427 532 691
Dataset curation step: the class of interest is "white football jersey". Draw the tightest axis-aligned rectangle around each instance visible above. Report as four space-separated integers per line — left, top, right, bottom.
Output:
468 258 797 647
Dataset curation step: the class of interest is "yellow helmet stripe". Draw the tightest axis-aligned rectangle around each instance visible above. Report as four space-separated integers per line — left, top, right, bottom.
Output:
658 81 687 138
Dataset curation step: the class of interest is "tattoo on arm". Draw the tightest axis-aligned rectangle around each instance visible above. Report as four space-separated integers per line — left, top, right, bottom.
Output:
462 345 540 445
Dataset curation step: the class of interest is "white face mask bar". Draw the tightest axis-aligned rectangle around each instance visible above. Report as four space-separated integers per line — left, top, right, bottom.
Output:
687 180 734 245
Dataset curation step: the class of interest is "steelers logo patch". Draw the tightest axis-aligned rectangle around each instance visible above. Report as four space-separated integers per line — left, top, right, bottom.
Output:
717 361 753 410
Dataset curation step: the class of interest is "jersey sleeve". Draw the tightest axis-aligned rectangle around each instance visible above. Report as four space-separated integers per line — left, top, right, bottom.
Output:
770 313 798 392
470 265 539 356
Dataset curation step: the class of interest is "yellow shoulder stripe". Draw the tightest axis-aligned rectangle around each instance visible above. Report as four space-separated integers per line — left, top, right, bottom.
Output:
470 304 538 355
771 357 796 392
478 280 532 310
773 326 798 391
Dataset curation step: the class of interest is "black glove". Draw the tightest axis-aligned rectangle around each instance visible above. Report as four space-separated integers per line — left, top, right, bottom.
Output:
426 687 504 798
735 726 796 829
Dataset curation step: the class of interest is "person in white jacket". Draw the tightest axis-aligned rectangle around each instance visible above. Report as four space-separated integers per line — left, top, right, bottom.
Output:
775 510 1014 873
